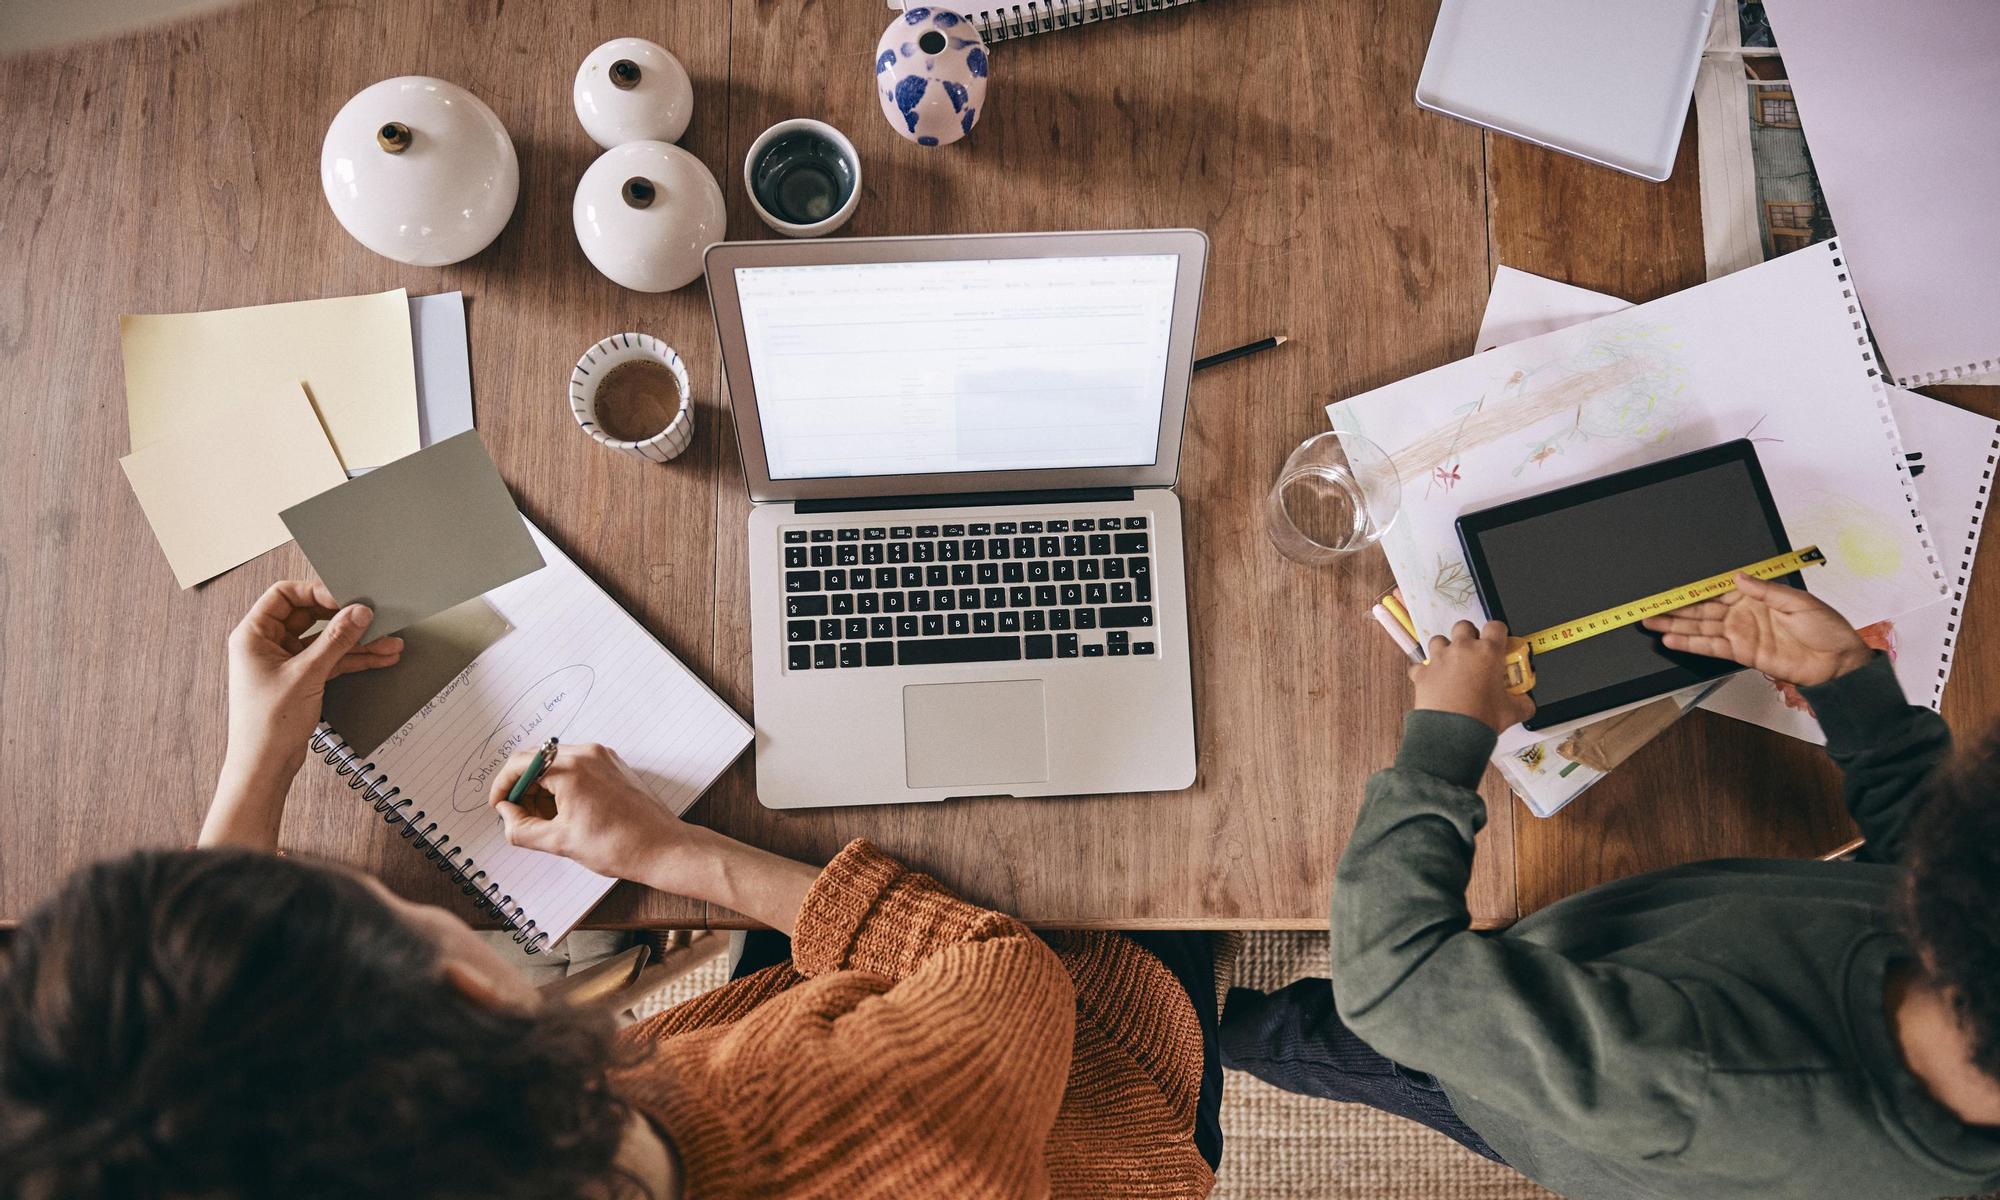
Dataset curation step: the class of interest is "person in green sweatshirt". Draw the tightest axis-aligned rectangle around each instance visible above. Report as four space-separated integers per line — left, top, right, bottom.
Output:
1220 572 2000 1198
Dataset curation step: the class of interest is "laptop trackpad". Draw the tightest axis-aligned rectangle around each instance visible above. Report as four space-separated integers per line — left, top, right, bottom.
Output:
903 681 1051 789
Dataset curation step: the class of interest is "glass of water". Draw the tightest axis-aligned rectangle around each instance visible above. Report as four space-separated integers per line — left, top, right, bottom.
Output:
1264 430 1401 564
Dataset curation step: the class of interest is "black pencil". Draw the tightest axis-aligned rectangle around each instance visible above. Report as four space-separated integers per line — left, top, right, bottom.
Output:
1193 334 1287 372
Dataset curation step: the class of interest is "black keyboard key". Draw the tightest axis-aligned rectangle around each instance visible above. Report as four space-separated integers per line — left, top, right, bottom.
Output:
1022 520 1044 533
786 595 828 618
974 612 996 634
786 570 821 593
837 544 859 566
889 543 910 563
1059 584 1082 606
789 645 812 670
1010 586 1032 607
987 538 1010 559
899 635 1021 665
1035 585 1057 606
1048 520 1069 532
938 540 960 561
969 522 991 536
1100 606 1154 628
1050 609 1071 631
1076 559 1098 580
1107 630 1129 649
963 539 984 560
835 528 858 542
1127 516 1148 528
1003 562 1025 583
785 546 807 568
1103 558 1124 579
916 525 939 537
825 568 846 590
908 590 929 611
958 588 980 609
922 614 944 637
933 589 954 610
839 642 862 667
1024 610 1046 632
1134 641 1155 655
871 616 893 638
984 587 1007 608
785 530 808 544
1086 583 1108 606
811 545 833 567
1115 532 1150 554
863 526 887 540
896 615 920 638
1109 641 1130 656
996 521 1018 534
1039 537 1061 557
832 594 854 615
1098 517 1121 530
942 524 965 537
1083 644 1105 657
787 620 815 643
1028 562 1051 582
890 525 913 538
1127 556 1149 577
875 568 897 589
1136 575 1153 603
1074 518 1095 531
810 529 834 543
1058 633 1080 657
914 542 935 562
865 641 893 667
814 644 837 668
1053 561 1075 581
947 613 970 635
1026 634 1054 659
845 618 867 639
819 618 841 640
951 564 973 586
999 611 1020 632
1089 534 1111 555
1063 535 1086 556
1074 608 1097 629
1013 537 1036 558
862 544 884 565
1111 582 1134 604
977 563 999 584
884 592 906 613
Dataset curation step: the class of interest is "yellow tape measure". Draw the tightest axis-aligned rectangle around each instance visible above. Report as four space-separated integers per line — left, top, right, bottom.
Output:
1501 546 1827 694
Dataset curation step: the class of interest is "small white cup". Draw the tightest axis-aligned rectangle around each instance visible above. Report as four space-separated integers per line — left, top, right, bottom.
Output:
743 118 861 238
568 333 694 464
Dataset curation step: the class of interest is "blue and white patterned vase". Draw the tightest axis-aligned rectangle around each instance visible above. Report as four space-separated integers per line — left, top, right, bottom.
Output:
874 8 988 147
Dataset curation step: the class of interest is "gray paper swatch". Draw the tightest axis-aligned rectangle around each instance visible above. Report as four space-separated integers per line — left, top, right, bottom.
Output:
321 596 512 756
280 430 544 640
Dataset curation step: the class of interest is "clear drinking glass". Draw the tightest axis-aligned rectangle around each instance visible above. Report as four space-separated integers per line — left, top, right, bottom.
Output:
1264 430 1401 564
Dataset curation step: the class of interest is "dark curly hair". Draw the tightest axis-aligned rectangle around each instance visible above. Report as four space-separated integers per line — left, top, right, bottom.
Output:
0 848 635 1200
1904 735 2000 1084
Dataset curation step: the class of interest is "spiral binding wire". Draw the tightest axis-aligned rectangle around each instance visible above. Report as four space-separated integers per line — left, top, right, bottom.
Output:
310 723 547 954
966 0 1200 43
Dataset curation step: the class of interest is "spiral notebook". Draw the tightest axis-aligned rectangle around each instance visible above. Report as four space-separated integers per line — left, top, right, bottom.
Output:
891 0 1202 43
310 520 752 953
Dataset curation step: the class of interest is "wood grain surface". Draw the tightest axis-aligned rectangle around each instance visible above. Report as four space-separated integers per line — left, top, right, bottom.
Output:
4 0 1983 934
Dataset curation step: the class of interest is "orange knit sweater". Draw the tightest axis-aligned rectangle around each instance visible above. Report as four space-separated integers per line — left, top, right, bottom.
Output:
611 839 1215 1199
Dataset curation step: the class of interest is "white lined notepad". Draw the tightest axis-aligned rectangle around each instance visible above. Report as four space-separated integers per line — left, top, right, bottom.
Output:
310 520 751 950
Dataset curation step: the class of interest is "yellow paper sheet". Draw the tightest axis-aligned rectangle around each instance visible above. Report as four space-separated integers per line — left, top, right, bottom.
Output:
121 290 421 471
120 384 349 588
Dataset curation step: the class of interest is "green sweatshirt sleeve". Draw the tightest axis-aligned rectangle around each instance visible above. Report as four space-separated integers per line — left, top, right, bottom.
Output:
1330 711 1708 1158
1795 652 1952 864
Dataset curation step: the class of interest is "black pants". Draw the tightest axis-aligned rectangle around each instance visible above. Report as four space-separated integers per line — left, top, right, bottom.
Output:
1218 978 1504 1162
732 929 1226 1171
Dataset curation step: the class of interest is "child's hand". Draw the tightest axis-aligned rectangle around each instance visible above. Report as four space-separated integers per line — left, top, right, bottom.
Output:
1641 574 1871 687
1411 620 1536 733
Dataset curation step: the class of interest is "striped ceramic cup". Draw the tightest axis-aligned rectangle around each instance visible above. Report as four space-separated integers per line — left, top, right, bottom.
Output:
569 332 694 463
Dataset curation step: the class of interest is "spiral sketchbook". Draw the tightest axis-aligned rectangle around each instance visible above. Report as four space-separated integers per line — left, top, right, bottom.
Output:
890 0 1202 43
311 521 752 953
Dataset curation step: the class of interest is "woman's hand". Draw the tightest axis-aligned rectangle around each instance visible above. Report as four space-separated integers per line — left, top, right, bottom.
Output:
1410 620 1536 733
203 581 403 848
1641 574 1871 687
488 742 822 935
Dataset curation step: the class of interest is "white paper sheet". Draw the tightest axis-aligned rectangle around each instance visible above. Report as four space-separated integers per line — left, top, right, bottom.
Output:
410 292 475 447
1331 244 1942 754
1477 267 1998 745
1761 0 2000 387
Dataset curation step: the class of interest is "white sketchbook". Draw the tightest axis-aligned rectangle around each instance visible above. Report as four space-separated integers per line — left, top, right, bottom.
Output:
1329 243 1943 756
1761 0 2000 386
310 521 752 951
1477 266 1998 759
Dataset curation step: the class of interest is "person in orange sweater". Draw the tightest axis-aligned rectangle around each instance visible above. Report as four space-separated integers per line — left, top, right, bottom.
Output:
0 582 1221 1200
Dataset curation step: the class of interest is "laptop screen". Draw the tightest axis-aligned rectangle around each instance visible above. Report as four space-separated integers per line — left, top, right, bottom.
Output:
733 254 1181 481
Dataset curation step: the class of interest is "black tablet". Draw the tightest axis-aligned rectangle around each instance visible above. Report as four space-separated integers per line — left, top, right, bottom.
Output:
1455 439 1803 730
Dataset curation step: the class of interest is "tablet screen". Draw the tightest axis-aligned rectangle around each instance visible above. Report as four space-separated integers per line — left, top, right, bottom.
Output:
1457 440 1796 729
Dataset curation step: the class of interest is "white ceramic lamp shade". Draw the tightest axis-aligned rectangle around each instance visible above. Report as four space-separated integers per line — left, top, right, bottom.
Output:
573 141 726 292
320 76 520 266
574 37 695 149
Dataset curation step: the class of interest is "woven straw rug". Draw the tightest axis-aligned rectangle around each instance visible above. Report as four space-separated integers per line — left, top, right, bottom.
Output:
589 929 1552 1199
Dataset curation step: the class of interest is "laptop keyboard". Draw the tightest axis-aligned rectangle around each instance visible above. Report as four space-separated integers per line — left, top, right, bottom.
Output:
781 516 1158 670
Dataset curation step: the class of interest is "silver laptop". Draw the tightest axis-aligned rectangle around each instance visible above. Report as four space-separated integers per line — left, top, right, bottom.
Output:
706 230 1205 809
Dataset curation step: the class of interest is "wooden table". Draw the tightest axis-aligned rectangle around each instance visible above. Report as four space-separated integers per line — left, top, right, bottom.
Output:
3 0 1992 931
